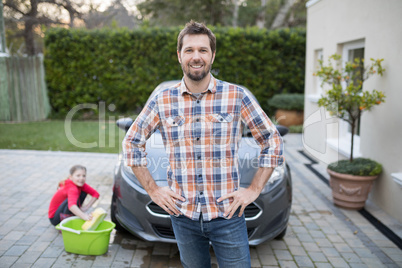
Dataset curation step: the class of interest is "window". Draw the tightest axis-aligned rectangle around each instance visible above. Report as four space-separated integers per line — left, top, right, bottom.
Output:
307 49 324 103
341 40 365 137
315 49 324 96
327 40 365 158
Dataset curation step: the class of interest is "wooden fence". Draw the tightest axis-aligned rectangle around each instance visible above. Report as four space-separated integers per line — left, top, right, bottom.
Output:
0 56 50 122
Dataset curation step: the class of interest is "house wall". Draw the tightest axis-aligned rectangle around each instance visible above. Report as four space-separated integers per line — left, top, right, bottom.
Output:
304 0 402 222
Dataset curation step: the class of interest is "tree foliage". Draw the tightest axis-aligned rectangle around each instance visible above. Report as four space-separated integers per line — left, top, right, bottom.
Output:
3 0 82 55
3 0 138 55
136 0 307 28
316 54 386 162
82 0 138 30
137 0 234 26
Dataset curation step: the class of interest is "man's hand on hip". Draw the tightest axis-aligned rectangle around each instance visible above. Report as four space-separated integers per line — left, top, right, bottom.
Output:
217 167 274 219
217 187 260 219
131 166 185 216
149 186 185 216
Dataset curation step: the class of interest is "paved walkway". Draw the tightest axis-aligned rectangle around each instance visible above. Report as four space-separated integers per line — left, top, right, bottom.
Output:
0 134 401 268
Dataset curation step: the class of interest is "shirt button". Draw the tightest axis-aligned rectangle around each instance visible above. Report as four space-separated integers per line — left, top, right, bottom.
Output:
196 119 200 122
197 100 200 104
197 155 201 160
196 137 200 141
200 192 203 195
198 174 202 178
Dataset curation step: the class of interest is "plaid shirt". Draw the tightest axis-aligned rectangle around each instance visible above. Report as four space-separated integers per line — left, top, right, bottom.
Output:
123 75 284 221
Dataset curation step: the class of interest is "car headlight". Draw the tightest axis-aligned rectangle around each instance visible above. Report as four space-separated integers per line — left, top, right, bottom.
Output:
260 166 285 194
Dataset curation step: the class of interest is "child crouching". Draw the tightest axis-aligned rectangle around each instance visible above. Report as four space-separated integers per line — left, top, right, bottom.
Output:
48 165 100 226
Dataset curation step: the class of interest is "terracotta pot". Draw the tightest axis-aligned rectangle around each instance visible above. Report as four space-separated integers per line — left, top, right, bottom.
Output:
275 109 304 127
327 169 378 210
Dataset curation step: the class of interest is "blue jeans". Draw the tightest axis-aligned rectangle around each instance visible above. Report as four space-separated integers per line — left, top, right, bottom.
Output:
170 213 251 268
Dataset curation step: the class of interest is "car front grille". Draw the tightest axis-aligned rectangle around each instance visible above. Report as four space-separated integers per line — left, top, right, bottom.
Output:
147 202 167 215
153 225 175 239
243 202 261 218
147 202 262 220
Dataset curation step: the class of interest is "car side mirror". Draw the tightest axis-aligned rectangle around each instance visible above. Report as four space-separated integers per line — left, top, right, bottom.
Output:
242 124 289 137
276 125 289 137
116 118 134 132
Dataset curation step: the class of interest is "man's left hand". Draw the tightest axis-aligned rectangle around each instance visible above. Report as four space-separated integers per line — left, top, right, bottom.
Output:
217 187 260 219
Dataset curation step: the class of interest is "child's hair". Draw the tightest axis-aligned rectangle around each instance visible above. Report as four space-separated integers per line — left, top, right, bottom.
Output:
58 165 87 189
69 165 87 175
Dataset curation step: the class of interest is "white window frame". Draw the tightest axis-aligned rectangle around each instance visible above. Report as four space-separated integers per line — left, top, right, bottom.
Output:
307 49 324 103
327 40 365 158
315 49 324 95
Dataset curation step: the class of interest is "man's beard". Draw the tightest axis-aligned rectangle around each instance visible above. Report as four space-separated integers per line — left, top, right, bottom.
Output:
182 61 212 82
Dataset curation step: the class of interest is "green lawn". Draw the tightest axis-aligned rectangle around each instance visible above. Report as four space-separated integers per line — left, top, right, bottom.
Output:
0 120 127 153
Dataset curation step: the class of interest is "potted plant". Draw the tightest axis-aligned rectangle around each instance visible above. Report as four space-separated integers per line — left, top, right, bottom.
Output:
268 93 304 127
315 54 386 209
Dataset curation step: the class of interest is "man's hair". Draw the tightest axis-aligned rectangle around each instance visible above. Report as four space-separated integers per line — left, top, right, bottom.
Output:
177 20 216 54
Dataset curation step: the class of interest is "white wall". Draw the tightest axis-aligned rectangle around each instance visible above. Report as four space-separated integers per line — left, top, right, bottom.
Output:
304 0 402 222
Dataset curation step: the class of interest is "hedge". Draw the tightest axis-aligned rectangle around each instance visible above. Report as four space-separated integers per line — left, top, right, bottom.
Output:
44 27 305 115
268 93 305 111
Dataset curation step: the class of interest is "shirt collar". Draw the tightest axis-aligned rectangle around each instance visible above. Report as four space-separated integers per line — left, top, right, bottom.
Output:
180 74 217 96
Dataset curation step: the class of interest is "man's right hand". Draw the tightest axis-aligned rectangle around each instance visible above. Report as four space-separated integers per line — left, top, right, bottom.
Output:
149 186 185 216
131 166 185 216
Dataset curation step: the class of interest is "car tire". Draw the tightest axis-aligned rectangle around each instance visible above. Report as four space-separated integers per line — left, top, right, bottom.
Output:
274 226 287 240
111 192 127 232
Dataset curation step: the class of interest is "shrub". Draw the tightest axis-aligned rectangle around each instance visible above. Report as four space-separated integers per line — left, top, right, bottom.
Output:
328 158 382 176
289 124 303 133
268 93 304 111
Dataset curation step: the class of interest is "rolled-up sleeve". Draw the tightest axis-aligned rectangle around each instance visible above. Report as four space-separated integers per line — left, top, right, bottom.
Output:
240 90 284 168
122 97 160 167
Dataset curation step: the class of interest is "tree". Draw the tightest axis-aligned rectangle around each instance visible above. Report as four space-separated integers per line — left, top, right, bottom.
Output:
82 0 138 29
136 0 234 26
316 54 386 162
1 1 7 52
232 0 239 27
256 0 267 29
3 0 82 55
270 0 297 29
135 0 307 29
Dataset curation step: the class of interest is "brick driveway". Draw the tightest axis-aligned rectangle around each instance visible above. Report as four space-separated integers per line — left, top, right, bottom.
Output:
0 134 401 267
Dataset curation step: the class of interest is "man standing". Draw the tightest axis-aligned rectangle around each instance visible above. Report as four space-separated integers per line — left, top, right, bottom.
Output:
123 20 284 268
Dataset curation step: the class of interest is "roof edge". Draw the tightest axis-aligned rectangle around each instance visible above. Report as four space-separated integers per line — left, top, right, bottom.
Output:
306 0 322 8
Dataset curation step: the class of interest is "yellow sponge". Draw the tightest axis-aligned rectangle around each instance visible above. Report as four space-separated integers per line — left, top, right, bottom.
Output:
82 208 107 231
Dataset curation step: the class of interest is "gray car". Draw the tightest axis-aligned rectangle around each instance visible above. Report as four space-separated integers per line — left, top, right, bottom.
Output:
111 81 292 246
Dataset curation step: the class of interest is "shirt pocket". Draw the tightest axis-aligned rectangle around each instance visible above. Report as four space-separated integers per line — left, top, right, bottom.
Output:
165 115 186 127
164 115 186 145
208 113 234 148
209 113 233 123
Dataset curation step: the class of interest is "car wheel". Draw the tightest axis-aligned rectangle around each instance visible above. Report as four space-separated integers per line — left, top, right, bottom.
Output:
274 226 287 240
111 192 127 232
